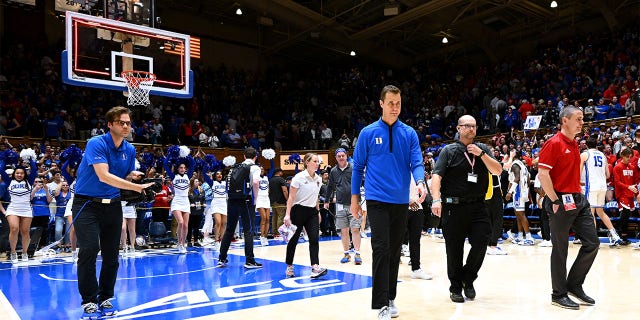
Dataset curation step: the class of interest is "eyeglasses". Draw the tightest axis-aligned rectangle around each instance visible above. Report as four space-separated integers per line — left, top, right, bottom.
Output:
34 180 43 183
114 120 132 127
459 124 478 129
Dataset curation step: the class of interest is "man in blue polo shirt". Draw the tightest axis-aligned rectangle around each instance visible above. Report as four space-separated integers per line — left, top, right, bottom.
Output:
73 106 154 319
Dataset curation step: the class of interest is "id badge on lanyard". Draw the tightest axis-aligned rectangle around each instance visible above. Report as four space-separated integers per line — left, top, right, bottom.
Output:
464 152 477 183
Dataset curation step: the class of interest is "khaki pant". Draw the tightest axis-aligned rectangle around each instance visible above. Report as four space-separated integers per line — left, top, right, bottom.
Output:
271 203 286 234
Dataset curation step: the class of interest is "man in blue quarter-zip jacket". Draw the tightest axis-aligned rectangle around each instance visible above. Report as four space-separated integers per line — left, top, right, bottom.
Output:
350 85 427 320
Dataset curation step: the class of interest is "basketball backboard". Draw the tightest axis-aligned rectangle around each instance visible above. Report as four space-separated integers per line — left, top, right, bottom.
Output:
62 11 193 99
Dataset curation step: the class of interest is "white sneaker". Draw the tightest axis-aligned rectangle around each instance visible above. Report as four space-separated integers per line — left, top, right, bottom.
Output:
520 239 535 246
632 242 640 250
72 249 79 262
401 244 410 257
21 253 28 262
302 232 309 242
573 238 582 244
378 306 391 320
177 244 187 253
506 230 517 243
411 268 433 280
486 246 508 255
10 252 18 264
260 237 268 246
201 237 215 246
388 300 399 318
538 240 553 247
360 230 368 238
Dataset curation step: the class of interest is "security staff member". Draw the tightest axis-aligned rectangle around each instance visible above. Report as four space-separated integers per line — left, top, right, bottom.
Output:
73 106 154 318
431 115 502 303
538 106 599 310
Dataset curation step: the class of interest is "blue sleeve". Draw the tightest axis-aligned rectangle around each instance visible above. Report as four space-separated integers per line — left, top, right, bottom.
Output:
0 160 9 183
28 160 38 184
164 157 175 179
186 156 196 177
61 160 74 184
409 129 425 184
351 129 367 195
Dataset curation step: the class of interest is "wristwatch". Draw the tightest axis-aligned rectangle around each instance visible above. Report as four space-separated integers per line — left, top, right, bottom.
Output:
479 150 486 157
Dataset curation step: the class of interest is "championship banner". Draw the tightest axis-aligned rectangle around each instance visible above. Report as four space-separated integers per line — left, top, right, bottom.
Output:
55 0 82 12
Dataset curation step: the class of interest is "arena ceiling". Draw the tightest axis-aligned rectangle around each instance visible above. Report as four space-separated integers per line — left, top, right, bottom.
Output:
158 0 640 68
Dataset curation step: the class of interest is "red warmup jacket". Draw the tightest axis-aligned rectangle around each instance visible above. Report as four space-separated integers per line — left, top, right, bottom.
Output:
613 160 639 199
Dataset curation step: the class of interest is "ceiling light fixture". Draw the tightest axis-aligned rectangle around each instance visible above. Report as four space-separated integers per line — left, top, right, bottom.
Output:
550 1 558 8
350 50 356 56
442 37 449 44
235 7 243 15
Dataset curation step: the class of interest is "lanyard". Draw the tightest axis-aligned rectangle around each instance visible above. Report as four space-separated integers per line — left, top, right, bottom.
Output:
463 152 475 173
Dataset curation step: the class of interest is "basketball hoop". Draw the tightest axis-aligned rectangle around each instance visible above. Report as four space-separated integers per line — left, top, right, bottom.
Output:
121 70 156 106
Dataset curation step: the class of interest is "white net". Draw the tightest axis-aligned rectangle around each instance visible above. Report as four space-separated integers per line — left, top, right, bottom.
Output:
122 70 156 106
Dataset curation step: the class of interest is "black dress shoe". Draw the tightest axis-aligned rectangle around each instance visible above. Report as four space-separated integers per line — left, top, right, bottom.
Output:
463 283 476 300
450 292 465 303
551 296 579 310
568 289 595 305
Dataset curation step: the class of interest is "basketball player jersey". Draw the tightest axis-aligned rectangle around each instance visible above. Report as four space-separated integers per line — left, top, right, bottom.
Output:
584 149 607 192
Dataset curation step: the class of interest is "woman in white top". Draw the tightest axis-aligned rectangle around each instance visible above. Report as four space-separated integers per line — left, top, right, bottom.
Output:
120 201 137 255
283 153 327 279
256 166 271 246
164 156 196 254
209 170 227 246
0 159 37 263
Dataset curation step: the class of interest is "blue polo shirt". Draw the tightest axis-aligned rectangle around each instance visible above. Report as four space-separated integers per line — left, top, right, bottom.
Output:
75 132 136 198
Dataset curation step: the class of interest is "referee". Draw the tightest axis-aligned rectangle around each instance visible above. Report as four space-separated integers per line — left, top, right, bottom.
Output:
431 115 502 303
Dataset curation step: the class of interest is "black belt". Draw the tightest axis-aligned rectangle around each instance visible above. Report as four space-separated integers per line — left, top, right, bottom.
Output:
75 194 121 204
443 196 484 204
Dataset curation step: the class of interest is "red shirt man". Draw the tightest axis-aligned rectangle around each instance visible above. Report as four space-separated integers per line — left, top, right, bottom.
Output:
518 100 535 121
613 148 639 210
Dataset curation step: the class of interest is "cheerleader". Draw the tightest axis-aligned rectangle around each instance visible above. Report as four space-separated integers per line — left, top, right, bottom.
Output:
208 170 227 248
283 153 327 278
0 159 37 263
120 201 137 255
164 156 195 253
256 166 271 246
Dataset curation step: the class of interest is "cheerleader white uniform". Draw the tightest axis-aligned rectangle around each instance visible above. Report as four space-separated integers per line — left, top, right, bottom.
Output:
64 180 76 218
6 180 33 217
255 176 271 209
210 180 227 215
170 173 191 213
121 201 137 219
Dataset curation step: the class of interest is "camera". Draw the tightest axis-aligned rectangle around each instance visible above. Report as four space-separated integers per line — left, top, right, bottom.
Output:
120 177 163 206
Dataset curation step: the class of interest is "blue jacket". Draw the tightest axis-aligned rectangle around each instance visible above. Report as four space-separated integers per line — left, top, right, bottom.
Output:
351 118 424 204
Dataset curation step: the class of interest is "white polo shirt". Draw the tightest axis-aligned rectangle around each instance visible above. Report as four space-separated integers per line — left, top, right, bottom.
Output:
290 170 322 208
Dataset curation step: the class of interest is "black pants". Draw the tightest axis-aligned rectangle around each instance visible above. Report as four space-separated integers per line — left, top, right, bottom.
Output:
286 205 320 265
543 193 599 299
152 207 171 231
618 208 632 239
73 198 123 305
187 213 203 243
31 216 50 248
218 198 256 263
367 200 408 309
539 207 551 241
485 192 504 247
402 209 424 271
441 201 491 294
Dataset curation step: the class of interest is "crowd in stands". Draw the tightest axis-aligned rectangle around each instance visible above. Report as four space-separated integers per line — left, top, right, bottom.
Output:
0 26 638 154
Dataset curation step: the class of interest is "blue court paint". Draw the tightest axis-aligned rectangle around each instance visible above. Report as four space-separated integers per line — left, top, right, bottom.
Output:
0 248 372 319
